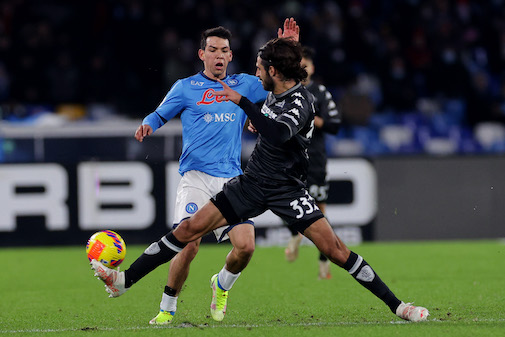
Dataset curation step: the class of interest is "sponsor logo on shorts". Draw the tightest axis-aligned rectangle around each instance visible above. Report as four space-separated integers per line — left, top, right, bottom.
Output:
185 202 198 214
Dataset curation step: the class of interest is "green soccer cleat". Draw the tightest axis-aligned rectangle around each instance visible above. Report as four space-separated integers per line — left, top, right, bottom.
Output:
210 274 228 321
149 310 175 325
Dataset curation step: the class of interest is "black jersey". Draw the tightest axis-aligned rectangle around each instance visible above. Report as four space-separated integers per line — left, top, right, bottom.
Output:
239 82 316 187
305 81 341 179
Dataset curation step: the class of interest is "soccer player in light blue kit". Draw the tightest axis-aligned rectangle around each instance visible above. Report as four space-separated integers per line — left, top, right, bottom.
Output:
133 19 300 324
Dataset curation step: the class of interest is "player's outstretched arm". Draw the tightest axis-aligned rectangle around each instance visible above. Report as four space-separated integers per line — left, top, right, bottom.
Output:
278 17 300 42
134 124 153 142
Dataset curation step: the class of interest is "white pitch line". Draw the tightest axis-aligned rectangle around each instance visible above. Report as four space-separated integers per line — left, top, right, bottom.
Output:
2 318 505 334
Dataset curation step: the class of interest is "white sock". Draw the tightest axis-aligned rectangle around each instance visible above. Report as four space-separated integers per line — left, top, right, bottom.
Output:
217 266 241 291
160 293 177 313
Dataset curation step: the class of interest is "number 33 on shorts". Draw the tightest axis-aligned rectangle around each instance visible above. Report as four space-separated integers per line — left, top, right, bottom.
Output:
290 192 320 219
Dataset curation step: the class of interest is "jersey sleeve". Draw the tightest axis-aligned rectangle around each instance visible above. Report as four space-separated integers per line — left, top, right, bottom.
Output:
246 76 268 103
317 84 341 134
143 80 185 132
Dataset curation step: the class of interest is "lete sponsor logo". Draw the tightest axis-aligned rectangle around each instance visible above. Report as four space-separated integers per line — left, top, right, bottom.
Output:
196 88 229 105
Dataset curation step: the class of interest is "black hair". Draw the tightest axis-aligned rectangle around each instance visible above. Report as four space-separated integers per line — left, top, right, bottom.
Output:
301 46 315 61
200 26 232 50
258 38 307 82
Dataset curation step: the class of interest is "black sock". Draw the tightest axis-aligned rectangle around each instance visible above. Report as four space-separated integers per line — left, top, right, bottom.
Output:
124 232 186 288
343 251 401 313
164 286 177 297
319 252 328 262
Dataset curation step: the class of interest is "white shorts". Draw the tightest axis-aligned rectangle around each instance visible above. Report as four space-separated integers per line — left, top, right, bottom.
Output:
172 170 253 242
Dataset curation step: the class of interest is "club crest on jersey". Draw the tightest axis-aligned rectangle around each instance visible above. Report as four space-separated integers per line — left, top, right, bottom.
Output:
185 202 198 214
227 79 238 86
197 88 229 105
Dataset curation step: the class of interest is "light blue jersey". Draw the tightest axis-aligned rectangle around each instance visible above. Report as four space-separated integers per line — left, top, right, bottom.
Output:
143 71 267 177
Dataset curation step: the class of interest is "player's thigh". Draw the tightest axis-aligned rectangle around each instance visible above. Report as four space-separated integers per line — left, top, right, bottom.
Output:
174 171 238 240
228 223 255 253
269 187 323 231
303 218 350 267
173 171 215 224
176 201 229 242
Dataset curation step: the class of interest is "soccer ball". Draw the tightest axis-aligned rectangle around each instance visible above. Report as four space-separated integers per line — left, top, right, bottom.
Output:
86 230 126 268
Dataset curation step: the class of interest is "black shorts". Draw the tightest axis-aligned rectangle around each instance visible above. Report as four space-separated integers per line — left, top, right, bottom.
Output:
306 170 329 203
212 174 324 234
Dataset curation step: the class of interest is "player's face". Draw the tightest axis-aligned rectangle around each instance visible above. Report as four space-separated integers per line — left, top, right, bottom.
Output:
255 56 275 91
199 36 232 80
301 57 314 83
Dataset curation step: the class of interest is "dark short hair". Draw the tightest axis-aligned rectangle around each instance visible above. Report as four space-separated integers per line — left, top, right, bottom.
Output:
301 46 315 61
200 26 232 50
258 38 307 82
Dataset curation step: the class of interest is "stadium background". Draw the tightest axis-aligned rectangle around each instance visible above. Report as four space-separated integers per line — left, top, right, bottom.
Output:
1 0 505 246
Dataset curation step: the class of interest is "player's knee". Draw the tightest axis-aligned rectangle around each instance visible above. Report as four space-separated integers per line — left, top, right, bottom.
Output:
235 240 255 259
183 240 200 258
175 218 200 242
242 241 255 258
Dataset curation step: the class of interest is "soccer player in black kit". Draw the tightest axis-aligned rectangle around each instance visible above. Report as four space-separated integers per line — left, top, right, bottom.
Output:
284 46 342 280
91 37 429 323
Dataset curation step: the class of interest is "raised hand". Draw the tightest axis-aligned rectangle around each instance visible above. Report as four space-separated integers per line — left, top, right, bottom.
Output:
278 17 300 42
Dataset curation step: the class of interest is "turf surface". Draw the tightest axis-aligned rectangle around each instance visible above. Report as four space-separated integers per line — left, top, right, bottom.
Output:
1 240 504 336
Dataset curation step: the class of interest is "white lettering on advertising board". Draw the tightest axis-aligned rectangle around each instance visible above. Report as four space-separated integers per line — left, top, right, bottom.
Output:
78 162 155 230
0 164 68 231
0 159 376 232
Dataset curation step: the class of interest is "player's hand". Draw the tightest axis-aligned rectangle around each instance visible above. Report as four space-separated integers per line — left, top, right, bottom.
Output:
248 121 257 134
215 79 242 104
278 17 300 42
135 124 153 142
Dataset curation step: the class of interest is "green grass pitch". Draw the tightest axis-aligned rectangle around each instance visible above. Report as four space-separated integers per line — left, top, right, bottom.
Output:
1 240 504 336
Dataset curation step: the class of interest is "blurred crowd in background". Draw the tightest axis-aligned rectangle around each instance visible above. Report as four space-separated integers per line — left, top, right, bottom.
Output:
2 0 505 155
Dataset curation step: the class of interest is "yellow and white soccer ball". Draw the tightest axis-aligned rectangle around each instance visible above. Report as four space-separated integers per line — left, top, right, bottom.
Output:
86 230 126 268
